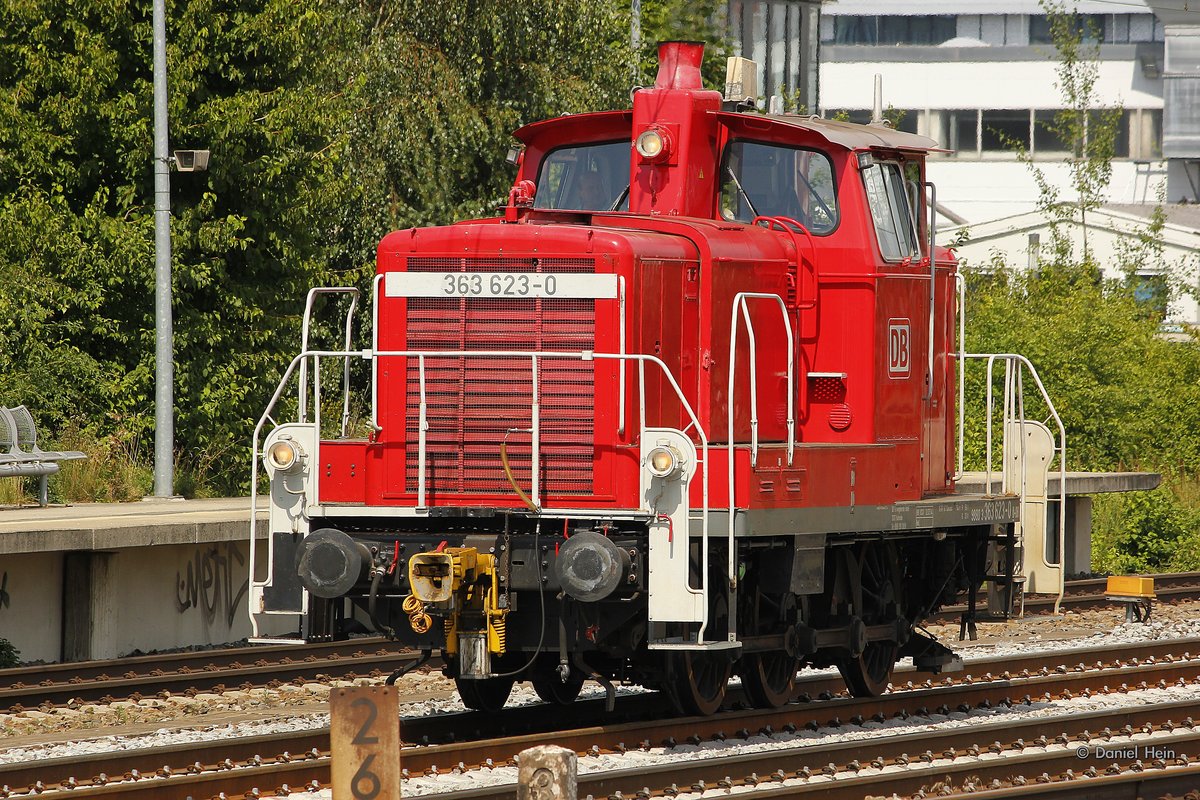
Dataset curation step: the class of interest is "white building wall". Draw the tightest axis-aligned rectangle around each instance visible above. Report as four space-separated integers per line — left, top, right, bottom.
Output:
950 212 1200 324
823 0 1149 14
821 60 1163 112
927 160 1166 223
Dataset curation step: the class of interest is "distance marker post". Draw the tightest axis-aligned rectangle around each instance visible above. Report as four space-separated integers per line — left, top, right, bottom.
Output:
331 685 401 800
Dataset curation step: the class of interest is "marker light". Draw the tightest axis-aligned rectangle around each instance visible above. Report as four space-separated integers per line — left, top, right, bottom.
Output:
266 439 303 473
635 128 671 163
646 445 684 479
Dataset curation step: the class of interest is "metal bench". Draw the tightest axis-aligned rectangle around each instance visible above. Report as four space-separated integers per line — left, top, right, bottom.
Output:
0 406 86 505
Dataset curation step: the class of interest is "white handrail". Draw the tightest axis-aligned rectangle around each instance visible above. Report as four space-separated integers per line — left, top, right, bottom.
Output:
724 292 796 638
726 293 796 469
370 274 384 433
251 346 718 643
298 287 359 429
961 351 1068 615
954 273 966 481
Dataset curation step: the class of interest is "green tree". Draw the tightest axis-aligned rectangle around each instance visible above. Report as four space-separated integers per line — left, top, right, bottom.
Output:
635 0 729 91
0 0 360 493
1019 0 1123 264
0 0 635 495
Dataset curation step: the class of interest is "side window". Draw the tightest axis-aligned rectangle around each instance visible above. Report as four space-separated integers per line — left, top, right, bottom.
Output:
719 141 839 234
861 160 920 261
534 141 631 211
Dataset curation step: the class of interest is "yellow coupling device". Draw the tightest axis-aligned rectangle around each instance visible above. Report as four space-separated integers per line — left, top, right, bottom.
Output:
409 547 507 658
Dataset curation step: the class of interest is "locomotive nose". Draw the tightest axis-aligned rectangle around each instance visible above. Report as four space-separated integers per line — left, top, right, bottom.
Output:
554 531 631 602
295 528 371 599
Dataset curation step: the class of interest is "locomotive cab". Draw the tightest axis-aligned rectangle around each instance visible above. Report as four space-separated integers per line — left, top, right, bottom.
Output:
249 42 1064 715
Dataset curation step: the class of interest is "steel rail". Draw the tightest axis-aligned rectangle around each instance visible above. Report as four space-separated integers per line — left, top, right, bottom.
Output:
8 640 1200 798
7 574 1199 712
0 639 413 712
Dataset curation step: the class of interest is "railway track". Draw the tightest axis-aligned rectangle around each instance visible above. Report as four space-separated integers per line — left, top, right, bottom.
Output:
3 572 1197 715
0 637 414 712
4 638 1199 799
929 570 1200 622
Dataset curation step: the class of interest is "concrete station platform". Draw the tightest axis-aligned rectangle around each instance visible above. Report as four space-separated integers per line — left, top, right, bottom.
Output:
0 498 287 663
0 471 1160 664
959 471 1161 574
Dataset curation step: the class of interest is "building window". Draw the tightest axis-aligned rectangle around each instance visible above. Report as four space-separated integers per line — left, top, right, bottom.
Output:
947 110 979 154
1033 110 1070 153
981 110 1030 151
1129 271 1169 319
956 14 1025 46
1030 14 1106 45
1030 13 1161 45
825 15 956 46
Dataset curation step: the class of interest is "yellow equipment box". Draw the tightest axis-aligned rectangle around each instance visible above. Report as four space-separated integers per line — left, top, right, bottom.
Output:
1106 575 1155 598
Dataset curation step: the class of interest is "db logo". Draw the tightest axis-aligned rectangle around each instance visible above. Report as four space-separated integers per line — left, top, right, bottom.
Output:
888 319 910 378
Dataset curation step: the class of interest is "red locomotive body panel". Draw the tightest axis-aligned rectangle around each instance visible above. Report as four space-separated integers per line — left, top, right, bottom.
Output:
326 104 959 515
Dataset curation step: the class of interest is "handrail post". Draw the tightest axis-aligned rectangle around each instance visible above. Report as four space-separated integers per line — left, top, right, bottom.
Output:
618 277 627 437
313 353 322 507
924 181 937 401
954 273 966 480
340 292 359 438
417 354 428 510
371 275 384 433
530 354 541 507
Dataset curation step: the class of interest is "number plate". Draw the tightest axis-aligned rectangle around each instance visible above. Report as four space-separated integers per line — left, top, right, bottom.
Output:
385 271 619 299
331 685 401 800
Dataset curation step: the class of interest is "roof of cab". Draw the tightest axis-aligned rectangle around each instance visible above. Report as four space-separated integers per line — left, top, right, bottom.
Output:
716 111 946 153
511 108 946 154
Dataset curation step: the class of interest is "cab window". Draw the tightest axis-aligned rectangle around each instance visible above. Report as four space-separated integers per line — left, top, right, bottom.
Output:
719 141 839 234
534 141 630 211
860 159 921 261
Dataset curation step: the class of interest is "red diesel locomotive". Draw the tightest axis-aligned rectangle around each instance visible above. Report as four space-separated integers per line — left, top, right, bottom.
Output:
250 42 1046 715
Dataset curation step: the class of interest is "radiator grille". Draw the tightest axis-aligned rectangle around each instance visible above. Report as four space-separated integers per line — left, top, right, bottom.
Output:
404 257 597 496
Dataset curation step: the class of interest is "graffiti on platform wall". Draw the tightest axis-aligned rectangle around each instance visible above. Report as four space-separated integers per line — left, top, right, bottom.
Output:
175 543 249 629
0 572 9 611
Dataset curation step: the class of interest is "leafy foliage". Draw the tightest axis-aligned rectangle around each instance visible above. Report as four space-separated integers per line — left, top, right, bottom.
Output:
0 637 17 669
635 0 729 90
1093 481 1200 573
0 0 641 495
1010 0 1123 264
963 262 1200 474
0 0 359 494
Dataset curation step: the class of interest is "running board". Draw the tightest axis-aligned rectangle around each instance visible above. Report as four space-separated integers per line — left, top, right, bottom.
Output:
249 636 307 645
647 639 743 651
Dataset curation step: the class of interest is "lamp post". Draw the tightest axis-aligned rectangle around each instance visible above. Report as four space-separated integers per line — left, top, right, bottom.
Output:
631 0 641 84
151 0 174 499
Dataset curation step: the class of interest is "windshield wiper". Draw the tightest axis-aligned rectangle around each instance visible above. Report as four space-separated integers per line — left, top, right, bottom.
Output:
608 185 630 212
725 167 759 218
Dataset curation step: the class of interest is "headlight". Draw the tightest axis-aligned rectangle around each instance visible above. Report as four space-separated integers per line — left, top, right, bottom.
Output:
646 445 683 479
635 128 671 162
266 439 303 473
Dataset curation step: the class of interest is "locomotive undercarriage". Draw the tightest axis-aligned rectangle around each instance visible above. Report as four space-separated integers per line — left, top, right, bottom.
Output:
302 518 1006 714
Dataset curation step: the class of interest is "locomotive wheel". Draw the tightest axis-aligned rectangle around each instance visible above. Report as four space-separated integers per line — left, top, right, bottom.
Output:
455 676 515 712
666 649 732 716
738 588 801 708
836 541 902 698
530 665 585 705
739 651 801 708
